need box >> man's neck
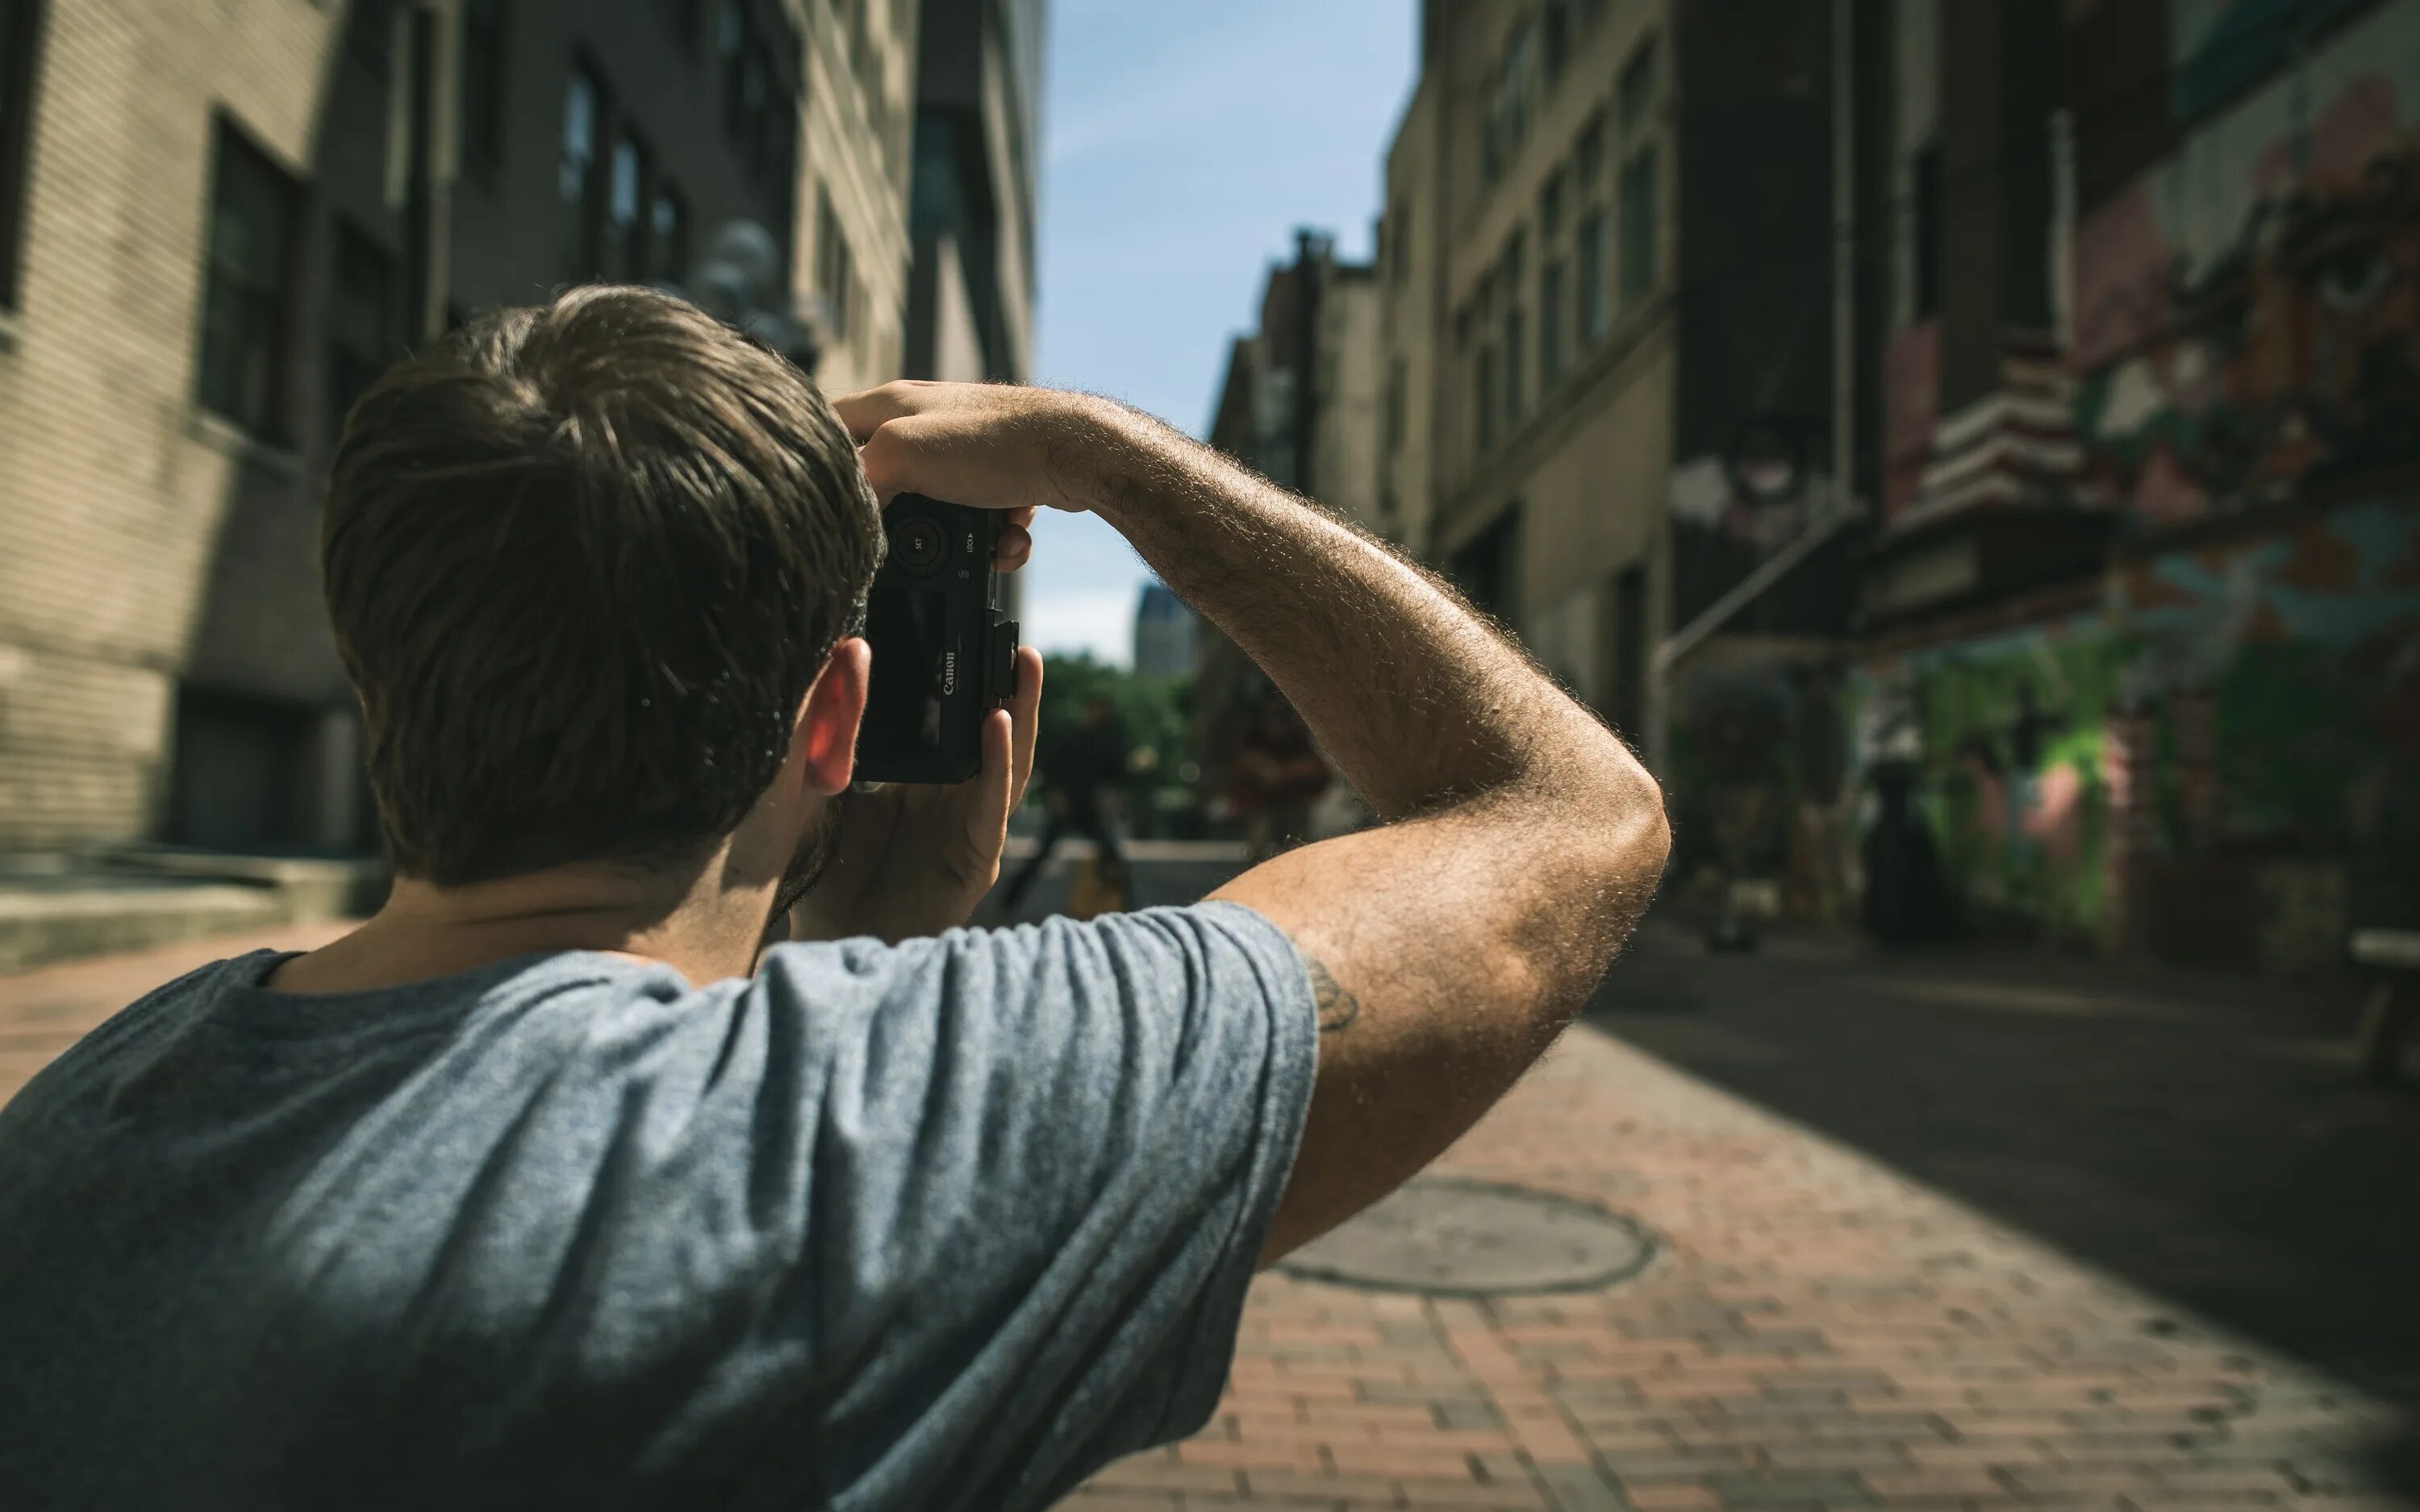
[265,859,778,995]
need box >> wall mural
[2070,0,2420,521]
[1850,496,2420,948]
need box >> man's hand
[790,644,1045,944]
[833,381,1130,514]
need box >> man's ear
[795,637,870,797]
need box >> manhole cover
[1278,1179,1654,1296]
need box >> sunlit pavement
[6,879,2417,1510]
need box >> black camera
[855,494,1020,784]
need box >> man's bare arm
[836,382,1671,1262]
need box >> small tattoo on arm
[1307,957,1361,1034]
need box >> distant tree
[1033,654,1197,834]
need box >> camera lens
[891,515,947,575]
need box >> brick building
[1194,231,1380,818]
[1844,0,2420,966]
[0,0,914,856]
[1374,0,1867,912]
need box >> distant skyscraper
[1133,583,1199,680]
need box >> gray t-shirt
[0,902,1316,1512]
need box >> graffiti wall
[1852,494,2420,958]
[1667,644,1854,926]
[1857,616,2125,941]
[2071,0,2420,520]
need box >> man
[1229,683,1331,863]
[998,693,1130,914]
[0,288,1669,1510]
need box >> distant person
[999,692,1131,914]
[1230,686,1330,862]
[0,288,1669,1511]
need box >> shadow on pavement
[1591,914,2420,1497]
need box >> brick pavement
[1061,1019,2420,1512]
[0,920,356,1107]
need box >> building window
[196,116,302,439]
[1576,208,1606,345]
[649,183,688,281]
[1619,148,1657,304]
[1540,258,1565,386]
[558,60,604,282]
[329,221,396,439]
[348,0,394,77]
[1538,169,1564,242]
[0,0,47,310]
[460,0,507,174]
[1481,17,1539,186]
[1574,110,1604,194]
[1475,342,1497,453]
[1542,0,1572,83]
[1912,140,1942,319]
[816,185,853,340]
[720,0,799,196]
[720,0,763,142]
[1503,305,1525,423]
[1385,356,1406,452]
[661,0,702,52]
[609,130,648,281]
[1390,199,1412,288]
[1620,37,1657,132]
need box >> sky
[1016,0,1417,665]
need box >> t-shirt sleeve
[753,900,1318,1510]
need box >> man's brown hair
[323,285,882,885]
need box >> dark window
[721,0,799,194]
[348,0,394,77]
[1575,209,1606,344]
[649,182,688,281]
[328,221,396,439]
[196,116,301,439]
[0,0,46,310]
[1390,199,1411,287]
[558,61,604,282]
[1503,305,1524,423]
[609,130,648,281]
[1912,140,1942,319]
[816,185,852,339]
[1475,342,1496,453]
[1538,169,1564,240]
[1619,37,1656,132]
[1450,506,1522,627]
[1542,0,1571,82]
[168,688,315,850]
[662,0,702,52]
[720,0,753,137]
[1611,563,1645,738]
[1540,258,1565,386]
[460,0,507,173]
[1619,148,1657,303]
[1385,356,1405,452]
[1574,110,1604,191]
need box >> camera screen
[863,585,949,753]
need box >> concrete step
[0,851,386,974]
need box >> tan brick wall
[0,0,345,849]
[1391,0,1678,713]
[796,0,915,396]
[0,1,922,853]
